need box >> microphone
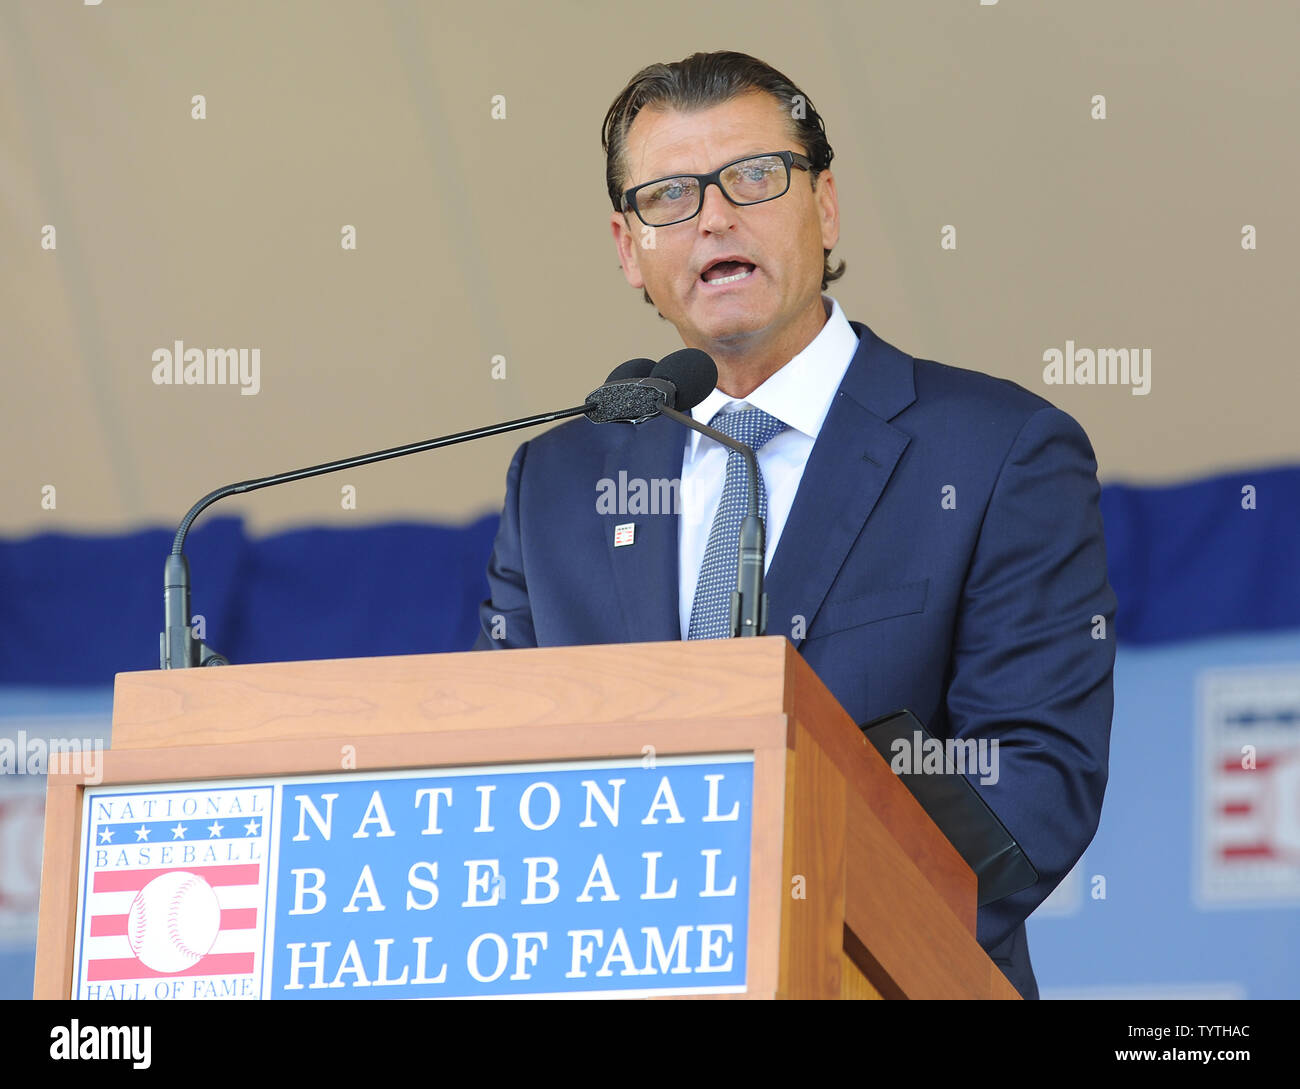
[584,347,772,639]
[159,365,667,668]
[643,349,720,419]
[581,350,720,424]
[603,358,657,383]
[582,358,662,423]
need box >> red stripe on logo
[90,915,128,937]
[90,907,257,937]
[1220,843,1275,859]
[219,907,258,930]
[92,864,259,893]
[1220,757,1274,773]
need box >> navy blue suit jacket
[474,320,1116,999]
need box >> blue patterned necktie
[687,406,789,640]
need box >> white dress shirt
[678,294,860,638]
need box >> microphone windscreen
[605,357,657,383]
[585,382,665,424]
[652,349,718,410]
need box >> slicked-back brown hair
[602,50,846,310]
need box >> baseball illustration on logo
[127,871,221,973]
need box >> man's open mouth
[700,259,757,285]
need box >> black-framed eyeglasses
[621,150,813,228]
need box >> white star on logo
[98,828,114,844]
[244,819,260,836]
[171,823,187,840]
[134,825,150,842]
[207,821,224,838]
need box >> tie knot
[707,405,788,451]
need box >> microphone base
[199,643,230,666]
[729,589,769,638]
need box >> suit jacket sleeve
[473,441,538,650]
[948,405,1117,952]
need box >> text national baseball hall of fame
[71,755,754,999]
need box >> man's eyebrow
[636,147,773,183]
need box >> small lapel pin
[614,522,635,547]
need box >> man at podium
[474,51,1116,1001]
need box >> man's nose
[697,180,738,231]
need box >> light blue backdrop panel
[0,687,113,999]
[1029,630,1300,999]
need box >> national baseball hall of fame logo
[1198,665,1300,907]
[71,756,754,999]
[73,785,273,999]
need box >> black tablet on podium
[860,709,1039,906]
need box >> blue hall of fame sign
[71,754,754,999]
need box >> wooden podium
[35,636,1019,1000]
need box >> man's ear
[610,211,646,289]
[813,169,840,252]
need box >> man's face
[610,90,839,355]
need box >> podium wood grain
[36,637,1020,1000]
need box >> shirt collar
[685,294,860,459]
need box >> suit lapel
[765,322,917,647]
[602,414,684,643]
